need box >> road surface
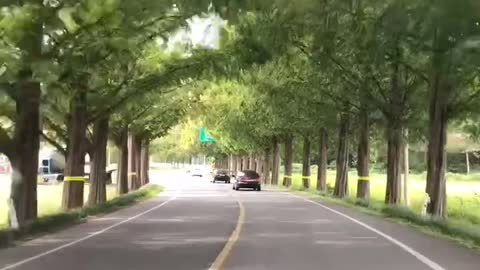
[0,171,479,270]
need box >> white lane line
[0,195,178,270]
[288,193,447,270]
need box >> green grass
[0,181,119,228]
[282,170,480,225]
[0,184,163,247]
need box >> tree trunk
[146,149,150,182]
[7,8,43,229]
[283,134,293,187]
[425,68,450,217]
[117,128,129,195]
[248,154,254,170]
[385,44,403,205]
[356,109,370,200]
[334,113,350,198]
[228,155,233,172]
[62,91,87,210]
[232,156,238,175]
[128,133,138,190]
[236,156,241,175]
[271,137,280,185]
[385,122,402,204]
[302,136,311,189]
[317,128,328,192]
[403,129,410,206]
[263,148,271,184]
[256,154,263,175]
[140,140,150,185]
[242,156,248,171]
[9,72,41,228]
[134,136,142,188]
[87,117,109,206]
[465,151,470,175]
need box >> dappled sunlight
[313,240,389,247]
[22,237,72,247]
[133,236,227,247]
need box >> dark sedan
[213,169,231,183]
[233,170,261,191]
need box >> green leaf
[58,7,79,33]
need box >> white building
[0,154,11,174]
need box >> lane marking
[288,193,446,270]
[208,197,245,270]
[1,195,178,270]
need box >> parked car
[38,150,65,182]
[213,169,230,183]
[191,167,205,177]
[233,170,261,191]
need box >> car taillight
[240,177,248,182]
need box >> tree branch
[0,82,16,102]
[450,88,480,118]
[398,59,429,84]
[39,131,66,155]
[319,87,360,111]
[89,59,203,122]
[43,117,68,143]
[365,65,389,103]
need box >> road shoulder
[0,195,173,270]
[289,192,480,270]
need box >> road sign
[199,128,216,143]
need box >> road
[0,171,479,270]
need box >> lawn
[283,170,480,225]
[0,176,117,228]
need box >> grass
[0,184,163,247]
[282,170,480,225]
[0,178,118,228]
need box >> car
[233,170,261,191]
[213,169,231,183]
[191,167,204,177]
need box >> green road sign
[199,128,216,143]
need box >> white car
[191,168,204,177]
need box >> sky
[165,13,226,52]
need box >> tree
[0,0,46,228]
[420,0,480,217]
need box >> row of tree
[1,0,298,229]
[0,0,253,229]
[2,0,480,228]
[187,0,480,219]
[0,0,188,228]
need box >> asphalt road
[0,171,479,270]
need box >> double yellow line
[209,198,245,270]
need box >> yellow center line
[209,197,245,270]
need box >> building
[0,154,11,174]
